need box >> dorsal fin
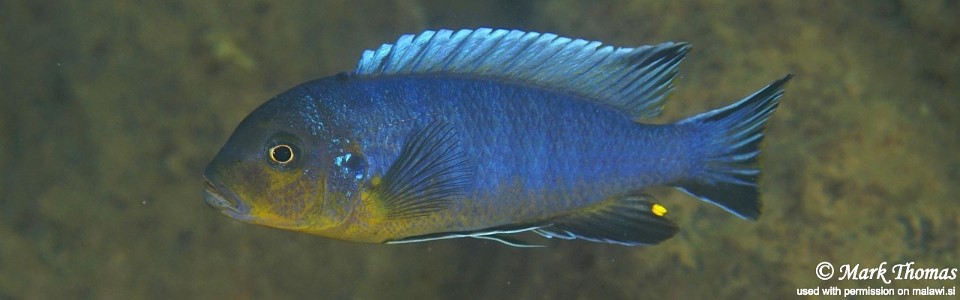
[354,28,690,119]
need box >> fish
[203,28,791,247]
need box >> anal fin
[534,194,678,246]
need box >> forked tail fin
[675,75,792,220]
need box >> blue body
[286,75,706,229]
[204,29,789,246]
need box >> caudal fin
[675,75,792,220]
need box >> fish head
[203,89,365,234]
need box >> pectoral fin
[534,193,678,246]
[370,120,472,219]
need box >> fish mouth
[202,175,253,222]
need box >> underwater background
[1,1,957,299]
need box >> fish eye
[268,144,295,165]
[263,133,302,170]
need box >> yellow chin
[246,209,312,230]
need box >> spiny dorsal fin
[534,193,678,246]
[370,120,472,219]
[354,28,690,119]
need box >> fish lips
[202,175,253,222]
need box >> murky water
[2,1,957,299]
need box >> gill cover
[204,91,362,232]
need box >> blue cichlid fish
[203,28,791,247]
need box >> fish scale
[203,28,790,246]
